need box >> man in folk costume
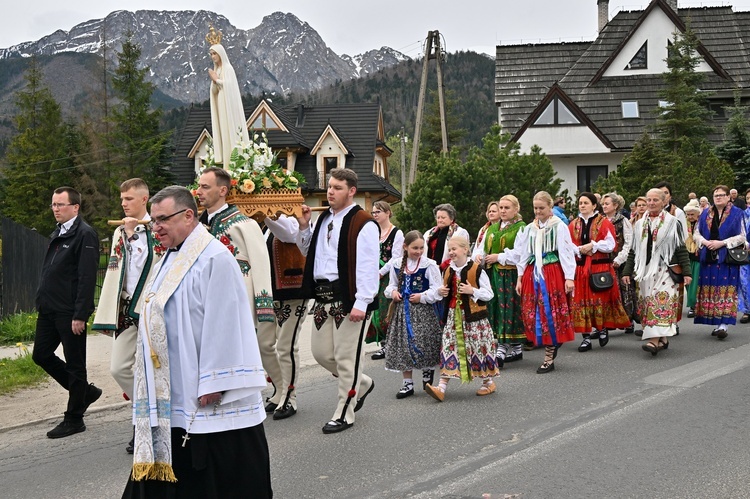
[257,214,308,420]
[297,168,379,434]
[196,165,276,343]
[123,186,271,498]
[92,178,166,453]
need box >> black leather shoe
[371,348,385,360]
[273,404,297,420]
[598,329,609,347]
[536,362,555,374]
[47,420,86,439]
[717,328,728,340]
[396,385,414,399]
[496,356,505,370]
[421,369,434,389]
[354,380,375,412]
[126,437,134,454]
[687,309,696,318]
[578,340,592,352]
[624,325,635,334]
[84,384,102,412]
[264,402,278,414]
[322,419,352,434]
[635,330,643,337]
[741,314,750,324]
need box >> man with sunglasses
[34,186,100,439]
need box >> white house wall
[550,152,626,196]
[518,126,611,156]
[602,7,712,77]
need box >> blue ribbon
[402,274,424,364]
[533,256,557,345]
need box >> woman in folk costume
[569,192,630,352]
[736,189,750,324]
[384,231,443,399]
[601,192,637,334]
[424,203,471,272]
[471,201,500,262]
[366,201,404,359]
[622,188,691,356]
[207,27,250,166]
[513,191,576,374]
[683,199,703,318]
[693,185,747,339]
[630,196,648,224]
[424,235,499,401]
[475,195,526,368]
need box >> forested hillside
[302,51,496,147]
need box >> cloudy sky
[3,1,750,57]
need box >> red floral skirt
[520,262,575,346]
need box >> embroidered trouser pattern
[311,301,372,424]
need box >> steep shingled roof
[172,101,400,201]
[495,1,750,150]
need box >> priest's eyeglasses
[152,208,188,226]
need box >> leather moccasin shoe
[322,419,352,434]
[273,404,297,420]
[424,383,445,402]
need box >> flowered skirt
[365,274,390,344]
[571,262,630,333]
[636,266,681,339]
[487,266,525,343]
[695,262,740,326]
[385,301,442,372]
[439,313,499,381]
[520,262,575,346]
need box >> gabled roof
[172,101,398,199]
[310,123,351,156]
[495,1,750,151]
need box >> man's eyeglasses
[713,193,728,198]
[152,209,188,226]
[50,203,74,209]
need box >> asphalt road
[2,319,749,499]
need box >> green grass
[0,346,48,395]
[0,312,37,346]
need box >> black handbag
[667,264,684,284]
[725,246,749,265]
[589,271,614,292]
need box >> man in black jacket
[33,186,101,439]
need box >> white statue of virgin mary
[208,40,250,166]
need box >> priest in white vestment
[123,186,271,499]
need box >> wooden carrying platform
[227,188,305,221]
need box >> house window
[533,96,581,126]
[626,41,647,70]
[250,111,281,130]
[577,165,608,193]
[324,157,338,173]
[278,156,287,169]
[622,101,640,118]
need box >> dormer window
[622,101,640,118]
[626,41,647,70]
[533,96,581,126]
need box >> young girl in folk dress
[384,231,443,399]
[425,236,499,401]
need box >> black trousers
[32,311,88,421]
[123,424,273,499]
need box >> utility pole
[408,30,448,192]
[399,127,407,207]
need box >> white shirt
[514,219,577,280]
[447,260,493,303]
[57,216,77,236]
[264,215,299,243]
[207,203,229,224]
[384,256,442,304]
[124,214,151,298]
[297,204,380,312]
